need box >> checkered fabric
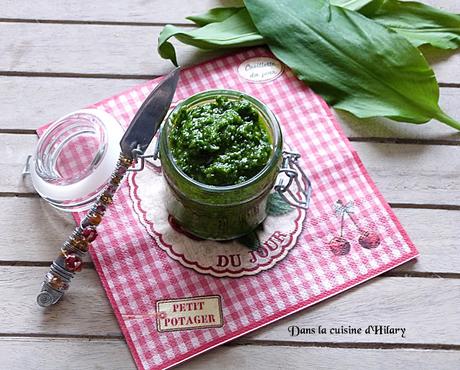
[37,47,418,370]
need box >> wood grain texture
[0,337,135,370]
[351,142,459,206]
[0,0,243,24]
[1,268,459,346]
[0,76,144,131]
[4,134,459,205]
[1,196,458,274]
[0,0,457,23]
[0,22,458,87]
[0,23,223,76]
[0,266,119,336]
[246,276,460,345]
[1,338,460,370]
[1,76,460,141]
[179,346,460,370]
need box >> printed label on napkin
[238,57,284,82]
[156,295,223,332]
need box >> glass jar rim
[161,89,283,193]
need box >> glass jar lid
[29,109,123,212]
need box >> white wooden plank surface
[0,22,458,86]
[2,267,459,346]
[1,76,460,141]
[3,134,458,205]
[1,196,458,274]
[0,267,119,336]
[178,345,460,370]
[0,338,136,370]
[246,276,460,345]
[0,0,243,24]
[1,338,460,370]
[0,0,457,23]
[0,76,144,131]
[0,23,222,76]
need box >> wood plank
[0,337,135,370]
[0,23,459,86]
[179,346,460,370]
[2,76,460,140]
[0,197,77,262]
[393,208,460,274]
[0,266,119,336]
[4,134,459,205]
[0,23,223,76]
[0,0,243,24]
[1,134,36,194]
[1,268,459,345]
[1,196,459,274]
[0,0,457,23]
[246,276,460,345]
[1,338,459,370]
[352,142,460,206]
[0,76,144,131]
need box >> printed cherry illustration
[336,200,381,249]
[328,206,351,256]
[328,236,351,256]
[358,230,381,249]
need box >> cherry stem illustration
[336,200,364,233]
[344,212,363,233]
[340,212,345,237]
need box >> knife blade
[121,67,180,157]
[37,67,180,307]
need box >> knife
[37,67,180,307]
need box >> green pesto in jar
[169,96,272,186]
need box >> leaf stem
[435,111,460,131]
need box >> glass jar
[159,90,283,240]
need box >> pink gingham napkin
[38,47,418,369]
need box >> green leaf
[187,7,243,26]
[331,0,374,11]
[244,0,460,129]
[185,2,460,51]
[360,0,460,49]
[158,8,264,66]
[266,192,294,216]
[237,230,261,250]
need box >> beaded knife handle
[37,68,180,307]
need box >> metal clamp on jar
[274,151,312,210]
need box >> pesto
[169,96,272,186]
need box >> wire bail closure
[127,140,160,172]
[274,151,312,211]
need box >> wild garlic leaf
[244,0,460,129]
[360,0,460,49]
[266,192,294,216]
[187,7,243,27]
[331,0,374,11]
[186,1,460,51]
[158,8,264,66]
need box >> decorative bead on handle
[36,153,134,307]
